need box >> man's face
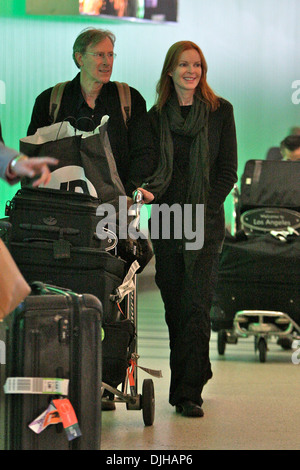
[76,37,115,85]
[282,147,300,161]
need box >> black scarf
[147,92,210,267]
[147,92,210,208]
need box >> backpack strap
[114,81,131,128]
[49,81,70,123]
[49,80,131,127]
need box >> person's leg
[154,248,185,351]
[154,248,218,411]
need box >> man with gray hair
[27,27,156,200]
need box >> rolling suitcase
[4,283,102,450]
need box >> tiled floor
[101,261,300,451]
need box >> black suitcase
[9,241,126,324]
[5,186,117,250]
[211,233,300,331]
[240,160,300,213]
[4,284,102,450]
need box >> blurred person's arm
[1,143,58,186]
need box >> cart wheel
[142,379,155,426]
[258,338,267,363]
[217,330,227,355]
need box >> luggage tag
[29,398,82,441]
[128,356,163,380]
[28,402,61,435]
[52,398,82,441]
[4,377,69,395]
[110,260,140,303]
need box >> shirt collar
[74,72,109,110]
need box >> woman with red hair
[147,41,238,417]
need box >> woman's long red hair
[155,41,219,112]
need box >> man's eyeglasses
[85,52,116,60]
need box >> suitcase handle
[20,223,80,236]
[30,281,73,296]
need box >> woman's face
[169,48,202,95]
[76,37,115,85]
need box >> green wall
[1,0,299,223]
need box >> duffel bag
[9,240,126,323]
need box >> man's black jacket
[27,74,157,195]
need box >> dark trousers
[153,245,219,407]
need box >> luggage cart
[217,310,300,363]
[101,190,162,426]
[101,277,161,426]
[211,160,300,362]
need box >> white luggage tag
[4,377,69,395]
[110,260,140,303]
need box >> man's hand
[12,156,58,187]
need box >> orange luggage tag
[29,398,82,441]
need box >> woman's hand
[136,187,155,204]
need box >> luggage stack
[211,160,300,361]
[2,187,129,449]
[6,187,127,324]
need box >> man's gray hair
[72,27,116,68]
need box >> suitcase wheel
[141,379,155,426]
[217,330,227,355]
